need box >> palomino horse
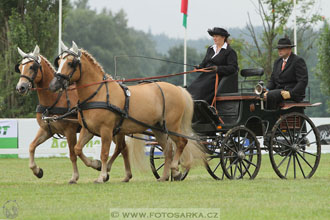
[15,45,102,183]
[49,41,204,183]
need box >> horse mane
[40,55,56,73]
[81,49,112,79]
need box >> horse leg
[73,127,97,170]
[94,129,112,183]
[153,130,172,182]
[65,130,79,184]
[170,135,188,181]
[107,135,132,182]
[29,128,52,178]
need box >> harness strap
[211,73,224,124]
[152,82,168,135]
[77,74,131,137]
[36,105,71,115]
[112,83,130,136]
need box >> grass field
[0,154,329,220]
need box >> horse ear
[17,47,27,58]
[61,41,68,51]
[33,45,40,57]
[72,41,79,54]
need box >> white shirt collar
[211,42,227,58]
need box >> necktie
[281,60,287,71]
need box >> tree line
[0,0,329,118]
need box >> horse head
[15,45,43,94]
[49,41,82,92]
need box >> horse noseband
[16,58,42,88]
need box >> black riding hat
[276,37,296,49]
[207,27,230,37]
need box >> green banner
[0,137,18,149]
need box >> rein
[30,68,212,91]
[66,68,212,91]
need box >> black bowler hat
[207,27,230,37]
[276,37,296,49]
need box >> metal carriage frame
[149,68,322,180]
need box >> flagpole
[183,28,187,86]
[58,0,62,54]
[293,0,297,54]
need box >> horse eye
[68,62,73,67]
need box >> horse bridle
[54,50,82,88]
[15,55,43,88]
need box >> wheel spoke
[295,119,306,144]
[226,158,239,171]
[240,132,249,146]
[273,148,291,156]
[243,141,256,152]
[243,158,257,167]
[276,127,292,146]
[237,130,241,150]
[241,161,252,178]
[156,163,165,171]
[155,145,163,152]
[284,118,294,143]
[212,161,221,173]
[273,138,291,148]
[298,149,317,157]
[244,152,258,156]
[230,135,239,151]
[153,156,165,160]
[284,153,292,177]
[238,161,244,178]
[293,115,297,143]
[293,153,296,178]
[233,163,238,177]
[223,143,238,154]
[275,151,291,169]
[295,154,306,178]
[297,151,314,169]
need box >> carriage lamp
[254,81,265,95]
[255,81,265,110]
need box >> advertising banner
[0,120,18,149]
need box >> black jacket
[267,53,308,102]
[187,44,238,104]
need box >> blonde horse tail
[179,87,206,169]
[126,134,149,172]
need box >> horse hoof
[157,177,169,182]
[68,180,77,184]
[105,174,110,182]
[121,175,132,182]
[36,168,43,178]
[173,172,183,181]
[95,160,102,171]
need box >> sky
[87,0,330,40]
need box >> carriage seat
[240,68,264,93]
[216,72,238,95]
[241,68,264,77]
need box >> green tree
[244,0,322,76]
[0,0,70,117]
[62,3,160,80]
[315,21,330,114]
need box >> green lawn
[0,154,329,220]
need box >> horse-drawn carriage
[15,43,322,183]
[149,68,321,180]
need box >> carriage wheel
[149,144,189,181]
[204,137,225,180]
[269,112,321,179]
[220,126,262,179]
